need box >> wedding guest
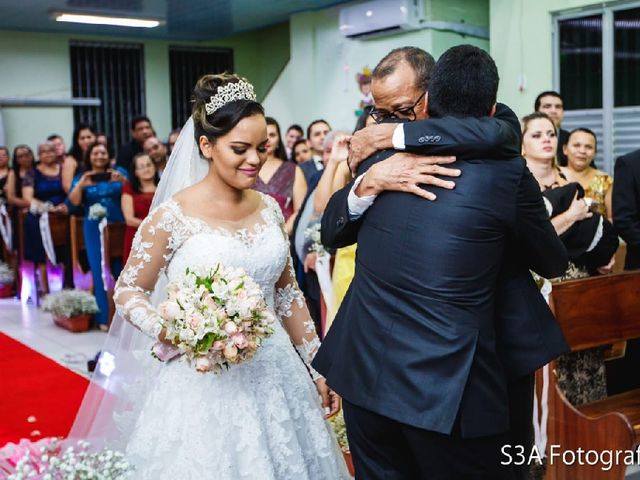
[522,112,618,407]
[116,116,154,171]
[560,128,613,221]
[535,90,569,166]
[300,120,331,184]
[167,127,181,155]
[62,124,96,193]
[122,153,158,262]
[68,142,127,329]
[253,117,307,234]
[22,142,68,294]
[614,148,640,270]
[46,134,67,164]
[284,124,303,161]
[292,139,312,165]
[0,147,9,202]
[6,145,35,210]
[142,136,168,176]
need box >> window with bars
[169,46,234,129]
[70,40,145,154]
[554,5,640,173]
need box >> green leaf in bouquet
[197,332,215,353]
[235,280,245,291]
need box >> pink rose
[232,332,248,349]
[212,340,225,351]
[158,300,181,321]
[189,313,204,329]
[195,356,212,372]
[202,295,217,310]
[223,344,238,360]
[224,322,238,335]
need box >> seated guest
[299,120,331,184]
[46,134,67,164]
[121,153,158,262]
[96,132,116,165]
[535,90,569,166]
[116,116,154,171]
[284,124,303,161]
[253,117,307,234]
[68,142,127,329]
[522,111,618,407]
[292,139,312,165]
[560,128,613,221]
[22,142,68,294]
[142,136,168,176]
[62,124,96,193]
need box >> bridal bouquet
[153,264,275,373]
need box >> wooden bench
[542,271,640,480]
[17,211,70,304]
[101,222,125,326]
[70,216,93,290]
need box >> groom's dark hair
[427,45,498,118]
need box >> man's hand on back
[348,124,397,172]
[355,153,460,201]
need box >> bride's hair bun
[192,73,264,152]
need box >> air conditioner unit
[339,0,423,39]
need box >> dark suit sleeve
[320,181,363,249]
[402,103,521,160]
[514,164,569,278]
[613,154,640,246]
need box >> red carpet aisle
[0,332,88,446]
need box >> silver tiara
[204,80,257,115]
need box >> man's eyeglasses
[369,92,426,124]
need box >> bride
[69,73,350,479]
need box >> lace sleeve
[269,198,323,381]
[113,203,177,338]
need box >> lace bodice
[113,192,320,376]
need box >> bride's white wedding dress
[111,192,350,479]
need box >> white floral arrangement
[41,289,99,318]
[1,438,133,479]
[328,410,349,453]
[153,264,276,373]
[0,261,15,285]
[304,222,329,257]
[87,203,107,221]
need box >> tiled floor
[0,298,106,378]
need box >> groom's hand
[355,153,460,201]
[315,377,341,418]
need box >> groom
[313,46,567,479]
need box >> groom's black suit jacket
[313,107,568,438]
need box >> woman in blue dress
[68,142,127,329]
[22,142,68,294]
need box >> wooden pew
[17,211,70,304]
[101,222,126,326]
[542,271,640,480]
[69,216,92,290]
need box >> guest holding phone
[68,142,127,329]
[121,153,158,262]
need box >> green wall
[0,23,289,151]
[490,0,603,118]
[263,0,489,131]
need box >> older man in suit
[314,46,568,479]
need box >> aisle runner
[0,333,88,446]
